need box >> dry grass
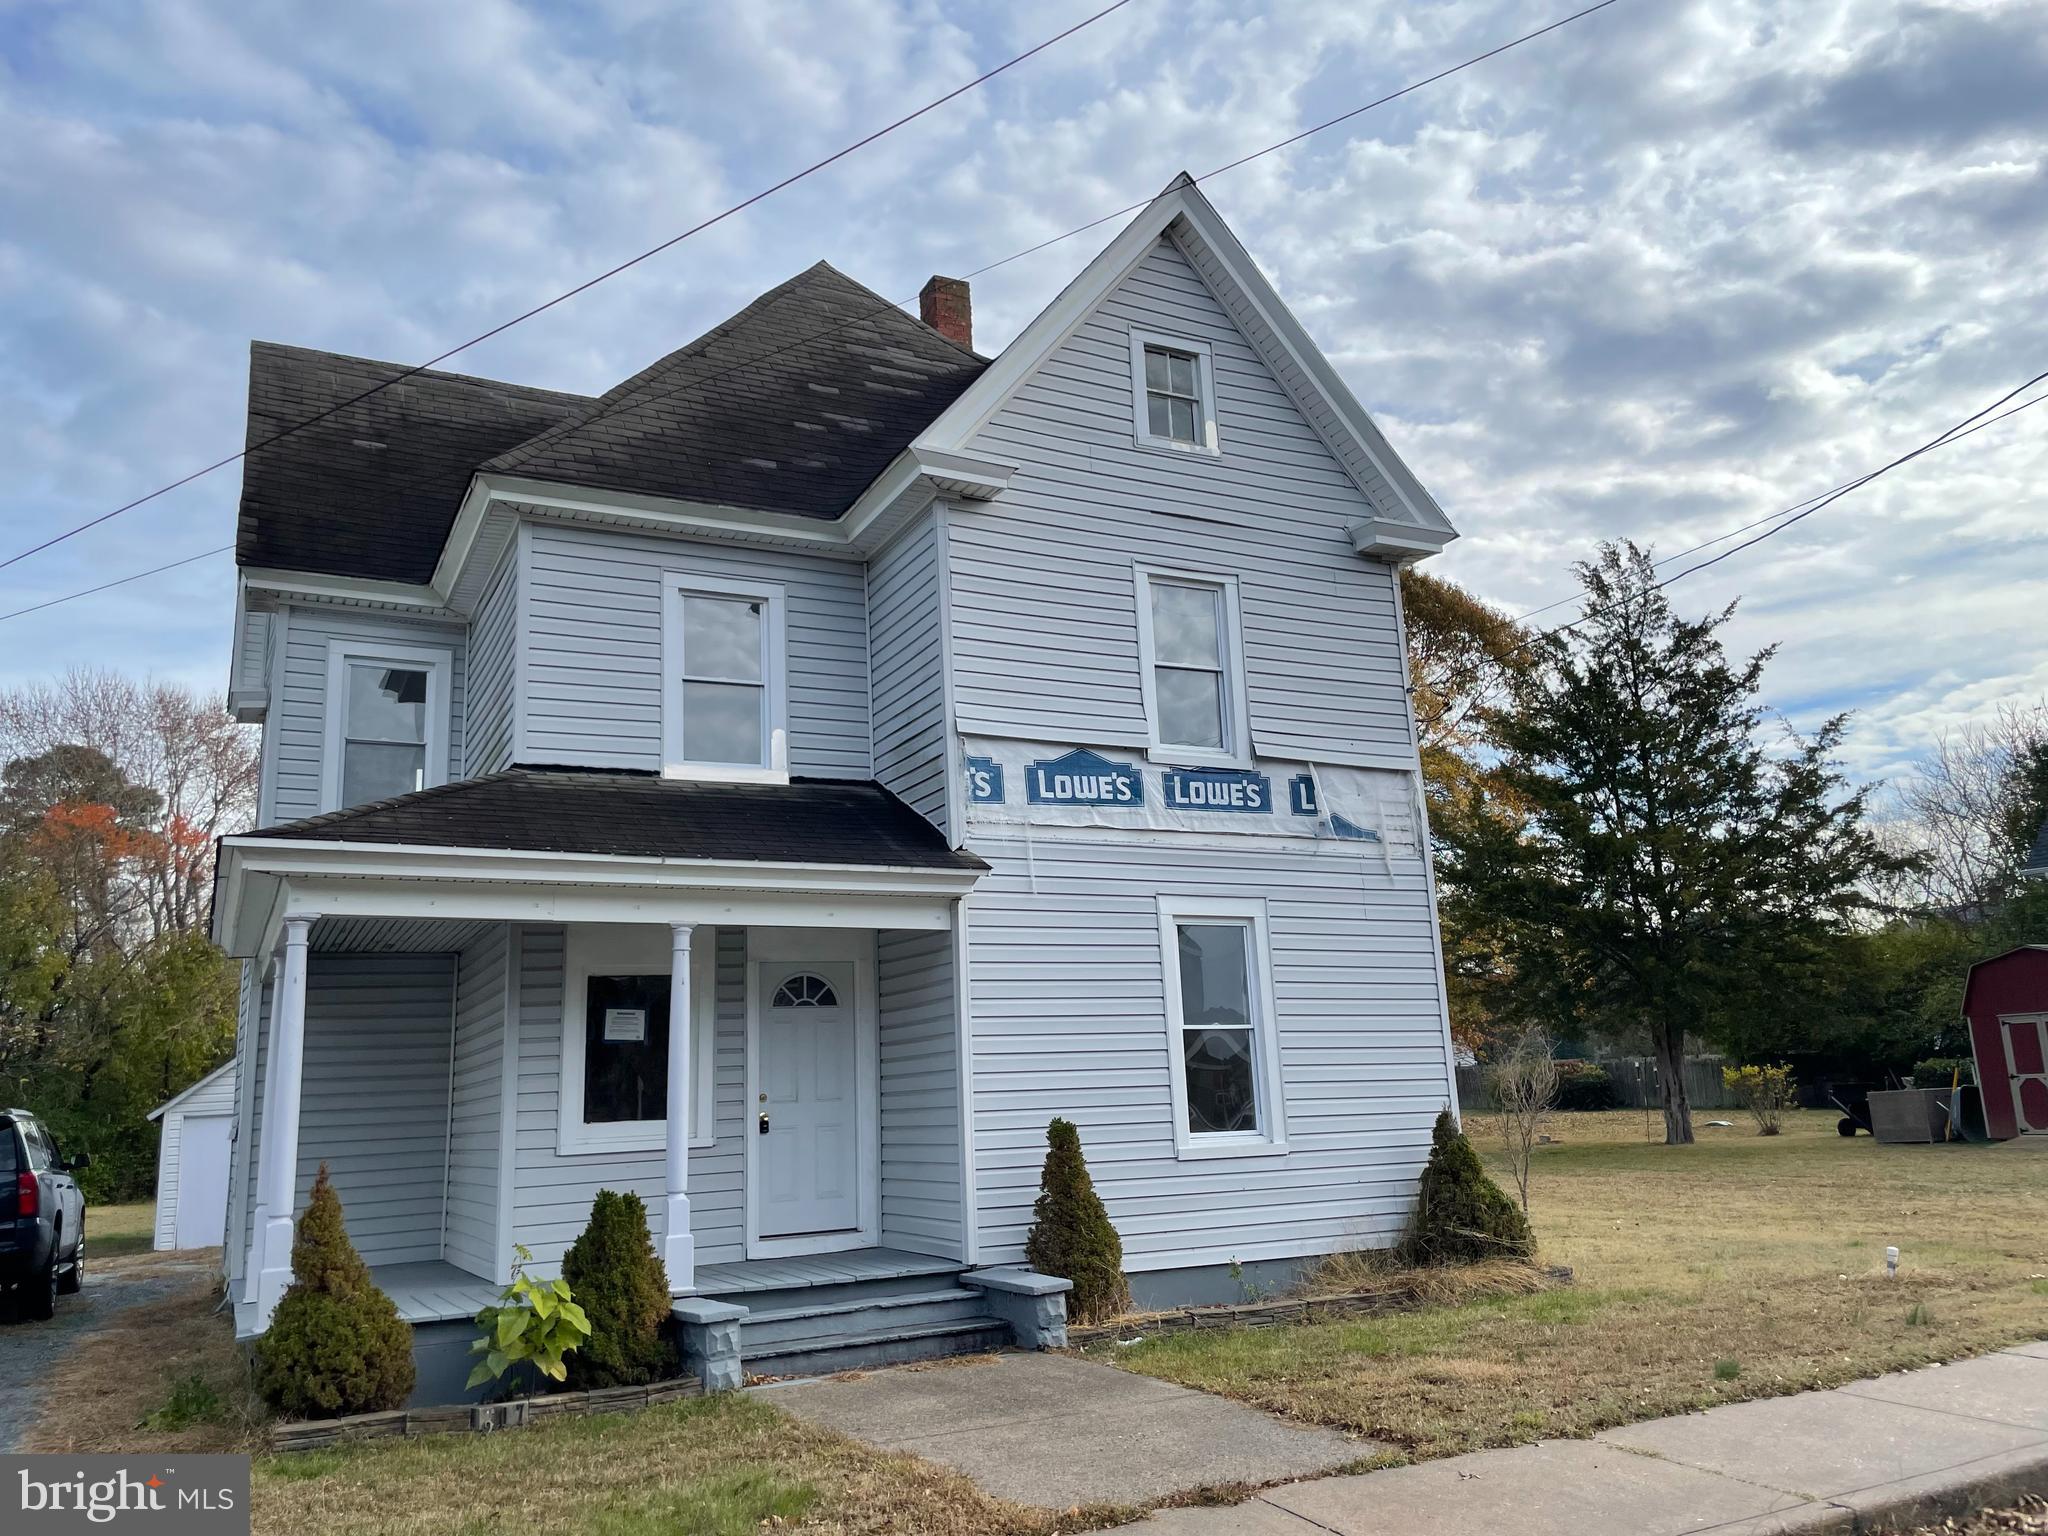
[86,1200,160,1260]
[26,1275,265,1454]
[31,1277,1132,1535]
[1896,1496,2048,1534]
[1098,1111,2048,1460]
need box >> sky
[0,0,2042,787]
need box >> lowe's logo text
[1162,768,1271,813]
[1025,749,1143,806]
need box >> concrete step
[742,1286,992,1348]
[743,1317,1013,1380]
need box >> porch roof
[247,768,985,872]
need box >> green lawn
[87,1200,158,1260]
[1096,1110,2048,1459]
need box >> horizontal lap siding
[465,548,518,776]
[445,929,508,1280]
[868,512,949,836]
[160,1063,238,1251]
[877,929,962,1258]
[511,925,747,1272]
[242,955,457,1268]
[952,235,1412,766]
[968,837,1452,1272]
[520,523,871,777]
[269,609,469,823]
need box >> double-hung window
[1135,567,1250,765]
[1158,896,1285,1158]
[320,641,451,812]
[661,576,788,782]
[1129,330,1219,455]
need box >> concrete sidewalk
[1112,1343,2048,1535]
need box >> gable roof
[243,766,987,873]
[909,174,1456,545]
[484,262,986,516]
[148,1059,236,1122]
[236,344,592,582]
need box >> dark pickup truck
[0,1110,88,1320]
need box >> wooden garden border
[270,1377,702,1451]
[1066,1264,1573,1347]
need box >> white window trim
[1134,564,1253,769]
[318,639,452,815]
[1128,328,1222,457]
[661,573,790,784]
[1158,895,1287,1161]
[557,924,716,1156]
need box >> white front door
[175,1115,232,1249]
[756,962,861,1239]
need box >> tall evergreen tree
[1440,543,1907,1144]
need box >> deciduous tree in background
[1439,543,1908,1145]
[1487,1028,1558,1213]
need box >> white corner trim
[1127,327,1222,458]
[556,924,716,1158]
[660,572,790,783]
[317,638,453,815]
[1156,893,1289,1161]
[1132,563,1253,769]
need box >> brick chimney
[919,275,972,352]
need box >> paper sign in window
[603,1008,648,1043]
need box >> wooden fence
[1457,1054,1730,1112]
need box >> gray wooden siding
[240,954,458,1267]
[267,607,469,823]
[953,234,1415,768]
[510,925,748,1272]
[518,522,871,777]
[876,928,963,1258]
[465,545,519,777]
[966,836,1454,1272]
[867,512,950,836]
[444,928,508,1279]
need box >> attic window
[1129,331,1220,456]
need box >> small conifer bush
[1023,1117,1130,1324]
[1402,1109,1535,1266]
[561,1190,676,1388]
[256,1165,416,1417]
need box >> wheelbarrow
[1829,1084,1876,1137]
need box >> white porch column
[662,921,696,1290]
[253,917,313,1325]
[242,951,280,1302]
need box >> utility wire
[0,0,1135,575]
[0,0,1630,581]
[0,544,234,624]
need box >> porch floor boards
[692,1247,962,1297]
[373,1260,505,1324]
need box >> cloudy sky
[1,0,2042,784]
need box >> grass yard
[86,1200,159,1260]
[1096,1110,2048,1459]
[28,1277,1131,1536]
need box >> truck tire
[23,1260,57,1320]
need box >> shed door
[2002,1016,2048,1134]
[174,1114,232,1248]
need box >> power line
[0,544,233,624]
[2,0,1635,626]
[0,0,1136,576]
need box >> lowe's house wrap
[963,739,1420,850]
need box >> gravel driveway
[0,1254,216,1451]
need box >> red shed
[1964,945,2048,1139]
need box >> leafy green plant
[1024,1118,1130,1324]
[1911,1057,1976,1089]
[143,1374,223,1430]
[1553,1060,1619,1112]
[1401,1110,1534,1266]
[468,1245,592,1392]
[1722,1064,1797,1135]
[562,1190,676,1388]
[255,1165,416,1418]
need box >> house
[210,175,1461,1399]
[148,1061,237,1251]
[2026,818,2048,879]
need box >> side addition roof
[235,344,593,583]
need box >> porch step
[742,1317,1013,1380]
[706,1268,969,1317]
[741,1286,991,1348]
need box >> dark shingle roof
[236,344,593,582]
[245,767,986,873]
[482,262,985,516]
